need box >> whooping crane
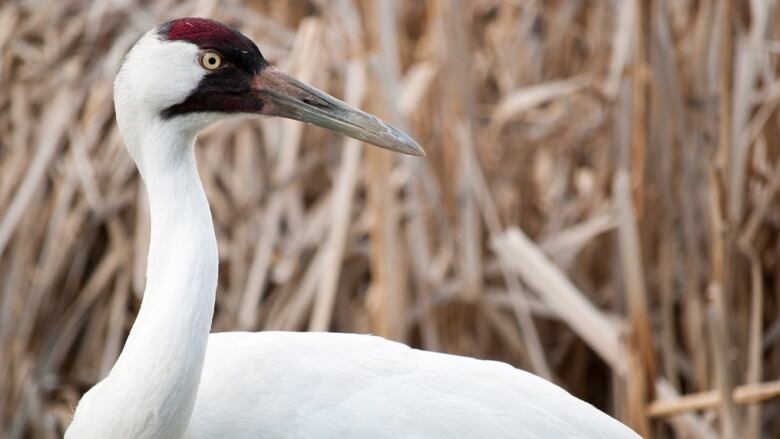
[65,18,641,439]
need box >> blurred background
[1,0,779,438]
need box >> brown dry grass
[1,1,780,438]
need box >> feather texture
[189,332,640,438]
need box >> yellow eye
[199,50,223,70]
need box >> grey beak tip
[409,143,426,157]
[396,133,426,157]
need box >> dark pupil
[207,57,216,65]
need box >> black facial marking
[157,18,271,119]
[161,66,265,119]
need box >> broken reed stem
[706,285,741,439]
[648,380,780,418]
[614,170,653,437]
[742,247,764,439]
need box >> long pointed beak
[252,67,425,156]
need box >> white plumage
[65,18,641,439]
[190,332,637,438]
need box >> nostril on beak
[302,97,330,110]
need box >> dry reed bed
[1,1,779,438]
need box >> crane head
[114,17,424,157]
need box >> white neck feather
[100,121,218,438]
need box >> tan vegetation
[1,1,779,438]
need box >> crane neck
[108,122,218,438]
